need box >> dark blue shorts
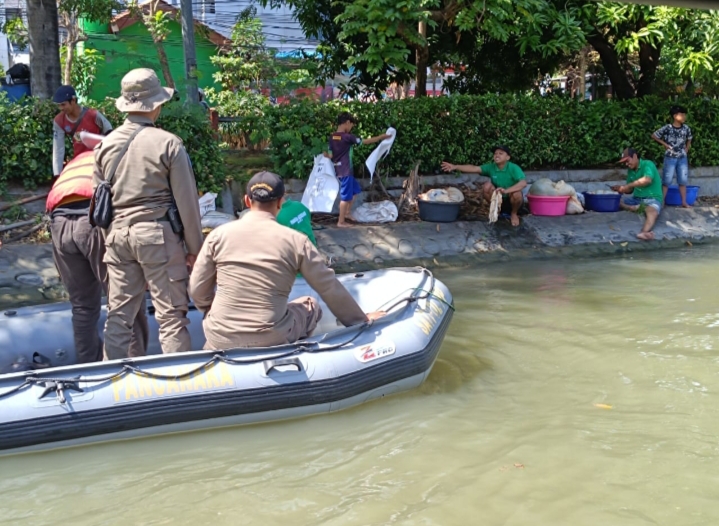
[339,175,362,202]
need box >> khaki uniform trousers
[50,214,148,363]
[103,221,191,359]
[203,296,323,350]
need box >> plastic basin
[527,195,569,216]
[665,185,699,206]
[583,192,621,213]
[417,199,460,222]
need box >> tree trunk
[26,0,61,99]
[577,46,589,100]
[154,40,175,89]
[637,40,661,98]
[414,21,428,97]
[586,32,635,101]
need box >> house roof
[111,0,229,48]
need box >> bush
[0,95,224,194]
[230,94,719,179]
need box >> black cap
[493,145,511,157]
[247,171,285,202]
[670,105,687,117]
[52,85,77,103]
[618,147,640,163]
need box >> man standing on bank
[47,150,149,363]
[611,148,664,241]
[651,105,693,208]
[189,171,385,350]
[93,69,204,359]
[328,112,391,228]
[441,146,527,227]
[52,85,113,178]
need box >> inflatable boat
[0,267,453,455]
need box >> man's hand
[186,254,197,273]
[610,185,622,193]
[441,162,455,173]
[380,133,392,141]
[497,188,507,195]
[366,311,386,322]
[322,151,332,159]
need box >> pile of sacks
[528,178,584,215]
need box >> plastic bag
[201,211,235,229]
[566,196,584,215]
[198,192,217,217]
[352,201,398,223]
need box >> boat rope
[0,267,448,401]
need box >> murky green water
[2,247,719,525]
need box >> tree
[544,2,719,100]
[128,0,175,88]
[263,0,584,97]
[58,0,119,85]
[26,0,62,99]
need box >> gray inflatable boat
[0,267,453,455]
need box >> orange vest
[46,151,95,212]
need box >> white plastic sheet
[201,210,235,229]
[352,200,398,223]
[365,127,397,182]
[302,154,340,213]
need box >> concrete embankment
[1,206,719,306]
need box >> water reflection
[2,247,719,525]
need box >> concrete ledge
[2,206,719,307]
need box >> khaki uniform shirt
[92,115,204,255]
[189,210,367,347]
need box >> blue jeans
[662,156,689,186]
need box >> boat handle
[263,357,303,375]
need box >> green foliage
[236,94,719,179]
[1,17,28,49]
[205,88,271,150]
[0,96,224,194]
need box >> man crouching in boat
[46,147,148,363]
[189,171,385,350]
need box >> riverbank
[1,205,718,306]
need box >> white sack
[302,154,340,213]
[201,211,235,229]
[198,192,218,217]
[352,200,398,223]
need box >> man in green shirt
[611,148,663,241]
[441,145,527,226]
[277,199,317,246]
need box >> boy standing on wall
[327,113,391,227]
[652,105,693,208]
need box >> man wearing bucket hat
[611,148,663,241]
[189,171,385,350]
[93,68,204,358]
[441,145,527,227]
[52,84,113,177]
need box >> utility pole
[179,0,199,104]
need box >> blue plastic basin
[665,185,699,206]
[583,192,621,213]
[0,83,31,103]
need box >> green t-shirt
[277,200,317,246]
[627,159,663,201]
[480,161,526,190]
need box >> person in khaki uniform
[47,150,148,363]
[93,69,204,358]
[189,171,385,350]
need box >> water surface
[2,247,719,525]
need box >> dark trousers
[50,214,148,363]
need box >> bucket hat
[115,69,174,112]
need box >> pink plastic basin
[527,195,570,216]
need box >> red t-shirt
[54,108,102,159]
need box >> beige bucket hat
[115,68,174,112]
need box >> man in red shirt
[52,85,113,177]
